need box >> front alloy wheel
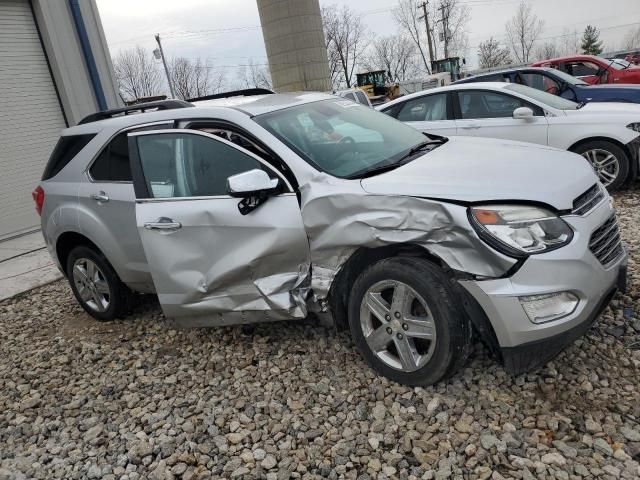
[360,280,437,372]
[581,148,620,187]
[572,140,630,192]
[348,257,472,386]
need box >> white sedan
[378,82,640,190]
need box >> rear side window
[42,134,96,180]
[90,132,132,182]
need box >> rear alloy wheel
[72,258,111,313]
[348,257,472,386]
[66,246,133,321]
[573,141,629,191]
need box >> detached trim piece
[78,100,193,125]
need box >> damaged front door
[128,129,310,326]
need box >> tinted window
[458,90,531,119]
[520,73,561,93]
[42,134,96,180]
[355,91,370,105]
[137,133,267,198]
[567,61,599,77]
[397,93,448,122]
[90,133,132,182]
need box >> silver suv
[35,92,627,386]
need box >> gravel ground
[1,189,640,480]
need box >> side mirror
[513,106,534,120]
[227,169,279,198]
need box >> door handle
[144,217,182,230]
[90,191,109,202]
[461,124,481,130]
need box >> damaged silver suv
[36,92,627,386]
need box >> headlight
[469,205,573,257]
[627,122,640,133]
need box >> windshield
[545,68,588,86]
[505,83,579,110]
[254,99,431,178]
[608,59,629,69]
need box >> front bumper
[459,195,627,374]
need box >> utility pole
[154,34,176,98]
[437,1,450,58]
[417,1,435,72]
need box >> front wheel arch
[568,137,634,189]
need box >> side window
[90,132,132,182]
[397,93,448,122]
[42,134,96,180]
[136,133,270,198]
[458,91,533,119]
[521,73,560,94]
[569,61,599,77]
[355,91,370,106]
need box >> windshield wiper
[576,101,587,109]
[346,140,444,179]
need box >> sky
[96,0,640,84]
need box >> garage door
[0,0,66,239]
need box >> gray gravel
[1,187,640,480]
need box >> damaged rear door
[128,129,310,326]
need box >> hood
[360,136,597,210]
[570,102,640,115]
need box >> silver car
[35,93,627,386]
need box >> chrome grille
[573,184,604,216]
[589,215,623,266]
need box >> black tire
[571,140,630,192]
[66,245,133,321]
[348,257,472,386]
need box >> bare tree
[363,34,420,82]
[393,0,432,73]
[169,57,225,100]
[236,60,272,90]
[321,5,368,88]
[622,26,640,50]
[505,1,544,63]
[437,0,471,59]
[477,37,512,69]
[558,28,581,56]
[321,6,344,88]
[535,41,560,61]
[113,46,164,101]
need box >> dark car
[455,67,640,104]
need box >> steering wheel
[339,136,355,145]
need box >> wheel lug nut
[386,327,393,334]
[394,312,401,319]
[385,315,390,321]
[402,323,408,331]
[396,333,403,339]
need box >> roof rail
[78,99,194,125]
[187,88,274,103]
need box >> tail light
[32,186,45,215]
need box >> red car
[531,55,640,85]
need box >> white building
[0,0,120,239]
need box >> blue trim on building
[68,0,107,111]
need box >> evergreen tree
[581,25,603,55]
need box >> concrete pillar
[257,0,331,92]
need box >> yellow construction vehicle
[355,70,400,104]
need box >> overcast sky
[96,0,640,82]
